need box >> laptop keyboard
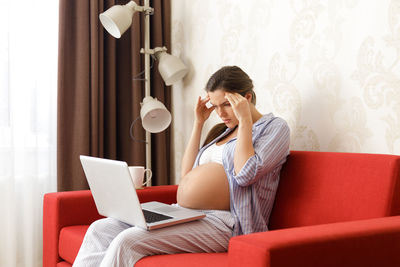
[142,209,173,224]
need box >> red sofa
[43,151,400,266]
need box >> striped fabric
[73,210,234,267]
[194,113,290,236]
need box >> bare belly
[177,163,230,210]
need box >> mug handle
[142,169,152,186]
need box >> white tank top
[198,142,226,165]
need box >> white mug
[128,166,152,189]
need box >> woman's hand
[225,93,252,123]
[194,96,215,124]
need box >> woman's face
[207,89,239,128]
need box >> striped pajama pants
[72,209,234,267]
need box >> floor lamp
[99,0,188,182]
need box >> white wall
[170,0,400,183]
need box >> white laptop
[80,155,205,230]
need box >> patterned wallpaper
[170,0,400,183]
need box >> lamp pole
[99,0,187,185]
[144,0,152,184]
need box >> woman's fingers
[196,96,209,107]
[195,95,214,123]
[201,95,210,105]
[225,92,251,122]
[225,92,243,105]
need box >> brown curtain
[57,0,171,191]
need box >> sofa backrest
[269,151,400,230]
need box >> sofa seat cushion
[56,261,72,267]
[59,225,89,264]
[136,252,228,267]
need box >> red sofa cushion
[56,262,72,267]
[59,225,89,264]
[136,253,228,267]
[269,151,400,230]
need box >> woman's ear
[245,93,252,103]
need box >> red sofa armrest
[228,216,400,267]
[43,185,178,267]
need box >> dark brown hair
[202,66,256,147]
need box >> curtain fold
[58,0,172,191]
[0,1,58,265]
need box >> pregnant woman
[73,66,290,267]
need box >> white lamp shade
[156,52,188,86]
[140,96,171,133]
[99,2,137,38]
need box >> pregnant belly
[177,163,230,210]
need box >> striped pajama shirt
[73,113,290,266]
